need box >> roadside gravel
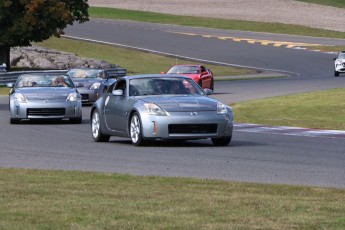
[88,0,345,32]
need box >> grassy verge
[37,37,254,76]
[296,0,345,8]
[0,86,9,95]
[232,88,345,130]
[89,7,345,39]
[1,168,344,229]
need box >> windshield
[67,69,102,78]
[338,53,345,59]
[16,74,73,88]
[166,66,200,74]
[128,77,204,96]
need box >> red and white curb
[234,123,345,139]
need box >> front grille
[169,124,218,134]
[27,108,65,116]
[81,94,89,100]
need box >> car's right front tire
[91,110,110,142]
[335,70,339,77]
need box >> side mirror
[203,88,213,95]
[160,71,166,74]
[112,89,123,96]
[6,83,14,88]
[75,82,84,88]
[333,57,337,60]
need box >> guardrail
[0,70,68,86]
[0,68,128,86]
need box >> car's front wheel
[335,70,339,77]
[10,118,20,124]
[91,110,110,142]
[130,112,148,146]
[211,136,232,146]
[70,117,82,124]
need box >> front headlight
[67,93,78,102]
[90,83,101,90]
[217,102,228,114]
[144,103,168,116]
[335,60,343,65]
[15,93,27,103]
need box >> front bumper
[78,88,99,104]
[10,100,82,120]
[140,111,233,140]
[335,63,345,73]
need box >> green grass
[37,37,253,76]
[0,86,9,95]
[1,168,345,229]
[296,0,345,8]
[232,88,345,130]
[89,7,345,39]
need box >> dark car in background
[66,67,126,104]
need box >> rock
[10,46,117,69]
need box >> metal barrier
[0,70,68,86]
[0,68,127,86]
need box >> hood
[170,73,200,82]
[140,95,218,112]
[72,78,102,87]
[18,87,75,100]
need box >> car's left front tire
[10,118,20,124]
[70,117,82,124]
[91,110,110,142]
[211,136,232,146]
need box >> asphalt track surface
[1,19,345,188]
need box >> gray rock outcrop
[10,46,117,69]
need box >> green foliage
[296,0,345,8]
[232,88,345,130]
[1,168,345,229]
[0,0,89,47]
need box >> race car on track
[66,67,126,104]
[90,74,233,146]
[7,73,83,124]
[161,64,214,91]
[334,51,345,77]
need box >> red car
[161,64,214,91]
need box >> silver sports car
[7,73,82,124]
[66,67,126,104]
[90,74,233,146]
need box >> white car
[334,51,345,77]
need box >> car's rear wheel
[91,110,110,142]
[130,112,148,146]
[211,136,232,146]
[335,71,339,77]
